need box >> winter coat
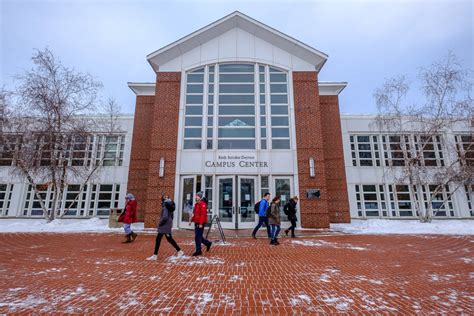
[123,199,138,224]
[286,199,298,221]
[268,202,281,226]
[157,199,174,234]
[192,201,208,225]
[258,199,269,217]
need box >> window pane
[272,139,290,149]
[185,117,202,126]
[218,139,255,149]
[272,128,289,138]
[187,74,204,83]
[185,106,203,115]
[271,117,289,126]
[219,74,254,83]
[184,140,201,149]
[219,64,254,72]
[219,117,255,127]
[270,84,287,93]
[219,95,254,104]
[219,84,254,93]
[218,128,255,138]
[186,84,203,93]
[184,128,202,138]
[270,95,288,104]
[270,73,286,82]
[271,106,288,115]
[219,106,255,115]
[186,95,203,104]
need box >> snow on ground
[0,218,143,233]
[331,219,474,235]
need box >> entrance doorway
[217,176,257,229]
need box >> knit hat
[126,193,135,200]
[196,191,203,199]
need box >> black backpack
[254,201,261,213]
[167,200,176,213]
[283,203,290,216]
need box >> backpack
[254,201,261,213]
[265,204,272,218]
[167,200,176,213]
[283,203,290,216]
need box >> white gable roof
[147,11,328,72]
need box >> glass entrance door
[238,176,258,229]
[217,176,235,229]
[274,177,293,221]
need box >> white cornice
[147,11,328,73]
[318,82,347,95]
[127,82,155,96]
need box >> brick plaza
[0,230,472,314]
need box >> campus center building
[127,11,351,229]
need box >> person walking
[268,196,281,245]
[251,192,271,239]
[147,195,184,260]
[189,192,212,256]
[122,193,138,243]
[284,196,299,238]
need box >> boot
[131,232,138,242]
[284,229,289,236]
[122,234,132,243]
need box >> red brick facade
[293,72,350,228]
[127,72,182,227]
[320,95,351,223]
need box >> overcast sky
[1,0,472,114]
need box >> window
[354,184,387,217]
[0,184,13,216]
[23,184,54,217]
[414,135,445,167]
[0,135,19,166]
[388,185,416,217]
[218,63,256,149]
[382,135,411,167]
[260,175,269,198]
[62,185,88,217]
[422,184,454,217]
[69,136,91,167]
[89,184,121,216]
[95,135,125,167]
[465,184,474,216]
[184,68,204,149]
[350,135,381,167]
[455,135,474,166]
[183,63,292,150]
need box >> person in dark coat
[284,196,299,238]
[268,196,281,245]
[147,195,184,260]
[122,193,138,243]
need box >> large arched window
[183,63,291,150]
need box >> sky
[1,0,472,114]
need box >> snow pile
[166,254,224,266]
[0,218,144,233]
[291,239,368,251]
[332,219,474,235]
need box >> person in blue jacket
[251,192,271,239]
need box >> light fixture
[309,157,315,177]
[159,158,165,177]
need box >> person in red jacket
[122,193,138,243]
[189,192,212,256]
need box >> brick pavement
[0,230,472,314]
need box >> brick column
[143,72,181,228]
[293,71,330,228]
[127,95,155,221]
[320,95,350,223]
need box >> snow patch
[167,254,224,266]
[229,275,243,282]
[292,239,368,250]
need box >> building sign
[204,155,269,168]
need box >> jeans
[252,216,271,237]
[270,224,281,241]
[194,225,211,253]
[123,223,132,234]
[153,233,181,255]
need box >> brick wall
[127,95,155,221]
[143,72,182,228]
[320,95,351,223]
[293,72,330,228]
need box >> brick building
[127,11,350,229]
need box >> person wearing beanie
[122,193,138,243]
[189,191,212,256]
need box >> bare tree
[0,48,122,222]
[374,52,473,222]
